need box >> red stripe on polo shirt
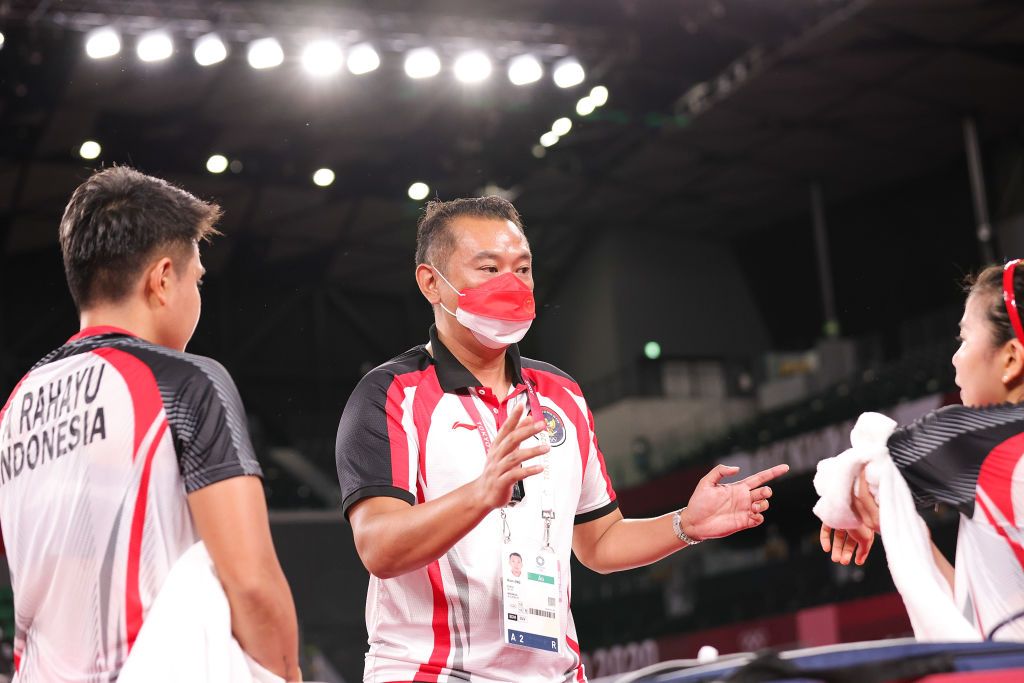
[586,407,616,501]
[414,559,453,682]
[385,370,426,493]
[526,370,589,467]
[412,367,445,488]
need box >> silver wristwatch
[673,507,702,546]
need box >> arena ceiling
[3,0,1021,302]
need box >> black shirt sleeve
[887,403,1024,515]
[169,356,262,493]
[336,368,417,520]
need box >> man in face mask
[335,196,788,683]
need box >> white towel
[812,412,979,642]
[119,541,286,683]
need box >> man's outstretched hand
[680,463,790,541]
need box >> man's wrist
[673,507,702,545]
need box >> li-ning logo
[452,421,476,431]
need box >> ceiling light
[404,48,441,79]
[247,37,284,70]
[79,140,101,160]
[552,117,572,137]
[194,33,227,66]
[302,39,344,77]
[85,27,121,59]
[453,51,492,83]
[206,154,228,174]
[408,182,430,200]
[508,54,542,86]
[553,58,585,88]
[137,30,173,62]
[576,96,596,116]
[0,32,6,51]
[347,42,380,75]
[313,168,336,187]
[539,131,559,148]
[590,85,609,107]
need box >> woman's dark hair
[59,166,222,311]
[965,262,1024,347]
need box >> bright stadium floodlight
[247,37,284,70]
[85,27,121,59]
[0,31,6,51]
[137,30,173,62]
[206,154,228,174]
[347,42,380,75]
[453,51,492,84]
[408,182,430,200]
[590,85,609,107]
[404,47,441,79]
[79,140,102,160]
[194,33,227,66]
[313,168,335,187]
[553,57,585,88]
[539,131,559,148]
[644,341,662,360]
[551,117,572,137]
[576,95,596,116]
[507,54,542,86]
[302,39,344,77]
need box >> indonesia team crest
[542,409,566,447]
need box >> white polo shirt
[336,326,617,683]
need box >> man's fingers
[507,444,550,467]
[495,404,525,440]
[840,533,858,565]
[751,499,769,513]
[703,463,741,486]
[753,486,772,501]
[496,419,547,456]
[820,524,833,552]
[855,533,874,565]
[740,464,790,489]
[749,513,764,527]
[831,530,847,563]
[505,464,544,483]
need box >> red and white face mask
[434,268,536,348]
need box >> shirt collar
[67,326,136,343]
[428,324,524,393]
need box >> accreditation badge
[501,543,562,654]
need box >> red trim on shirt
[414,560,453,682]
[586,406,616,502]
[92,348,163,458]
[125,419,169,652]
[90,347,168,653]
[67,325,136,342]
[412,367,445,488]
[566,635,587,682]
[384,370,427,492]
[976,432,1024,575]
[526,369,616,500]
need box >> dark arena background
[2,0,1024,681]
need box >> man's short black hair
[59,166,222,310]
[509,552,522,560]
[414,196,525,269]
